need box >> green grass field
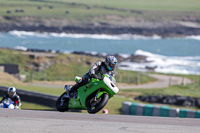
[1,0,200,11]
[121,74,200,97]
[54,0,200,11]
[0,0,200,23]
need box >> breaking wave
[8,30,162,40]
[118,50,200,75]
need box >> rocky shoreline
[3,47,148,72]
[1,22,200,37]
[20,47,147,64]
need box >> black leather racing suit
[69,61,115,93]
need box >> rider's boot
[65,83,80,99]
[64,85,71,99]
[69,83,80,94]
[0,103,3,108]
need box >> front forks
[90,90,101,106]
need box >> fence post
[182,77,184,85]
[198,68,200,86]
[119,75,122,82]
[136,73,140,85]
[169,76,171,86]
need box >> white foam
[63,51,72,54]
[118,50,200,75]
[8,30,162,40]
[119,53,130,58]
[14,46,28,51]
[186,35,200,41]
[8,30,200,41]
[135,49,162,57]
[52,33,162,40]
[49,32,162,40]
[9,30,49,38]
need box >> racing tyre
[86,93,109,114]
[56,92,69,112]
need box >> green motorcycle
[56,74,119,114]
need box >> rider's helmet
[105,55,118,71]
[8,86,16,98]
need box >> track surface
[0,109,200,133]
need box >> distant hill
[0,0,200,37]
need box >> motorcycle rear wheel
[56,92,69,112]
[86,93,109,114]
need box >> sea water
[0,30,200,75]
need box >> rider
[0,86,22,109]
[67,55,118,98]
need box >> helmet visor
[109,62,116,69]
[9,91,14,97]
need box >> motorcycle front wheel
[86,93,109,114]
[56,92,69,112]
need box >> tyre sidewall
[56,92,69,112]
[86,93,109,114]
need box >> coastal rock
[127,55,147,63]
[72,51,149,64]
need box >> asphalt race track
[0,109,200,133]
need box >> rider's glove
[97,77,103,80]
[91,74,103,80]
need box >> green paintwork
[68,74,117,110]
[96,91,107,99]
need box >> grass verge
[120,74,200,97]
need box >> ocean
[0,30,200,75]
